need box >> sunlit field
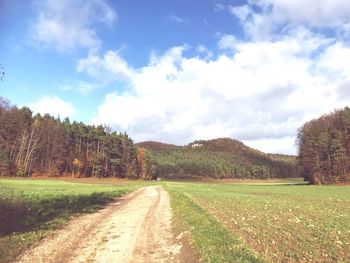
[1,178,349,263]
[166,179,350,262]
[0,179,143,263]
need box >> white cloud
[318,42,350,77]
[196,45,213,59]
[77,50,134,82]
[256,0,350,28]
[230,5,252,22]
[29,96,76,118]
[213,2,226,12]
[84,31,350,154]
[230,0,350,39]
[218,34,237,50]
[59,0,350,155]
[167,12,189,24]
[30,0,117,52]
[59,81,100,95]
[243,137,297,156]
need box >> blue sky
[1,0,350,154]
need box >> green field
[1,178,350,263]
[166,179,350,262]
[0,179,143,263]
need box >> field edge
[0,179,142,263]
[165,184,266,263]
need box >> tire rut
[15,186,184,263]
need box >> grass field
[0,178,144,263]
[166,179,350,262]
[1,178,349,263]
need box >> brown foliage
[297,107,350,184]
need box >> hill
[136,141,177,151]
[136,138,297,179]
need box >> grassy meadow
[0,178,144,263]
[166,179,350,262]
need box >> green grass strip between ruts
[166,185,265,263]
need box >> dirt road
[16,186,192,263]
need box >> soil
[15,186,197,263]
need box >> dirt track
[15,186,190,263]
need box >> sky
[1,0,350,155]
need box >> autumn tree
[136,147,157,179]
[0,97,151,179]
[297,108,350,184]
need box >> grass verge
[165,183,265,263]
[0,179,142,263]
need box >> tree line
[297,107,350,184]
[0,96,299,181]
[0,97,156,179]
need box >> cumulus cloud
[218,34,238,50]
[229,0,350,39]
[70,0,350,154]
[318,42,350,77]
[82,30,350,154]
[196,45,213,59]
[77,50,135,82]
[29,96,76,118]
[30,0,117,52]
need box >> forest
[0,97,297,180]
[0,97,157,179]
[137,138,297,179]
[297,107,350,184]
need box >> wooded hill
[297,107,350,184]
[136,138,297,179]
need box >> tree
[136,147,157,179]
[297,108,350,184]
[0,97,150,179]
